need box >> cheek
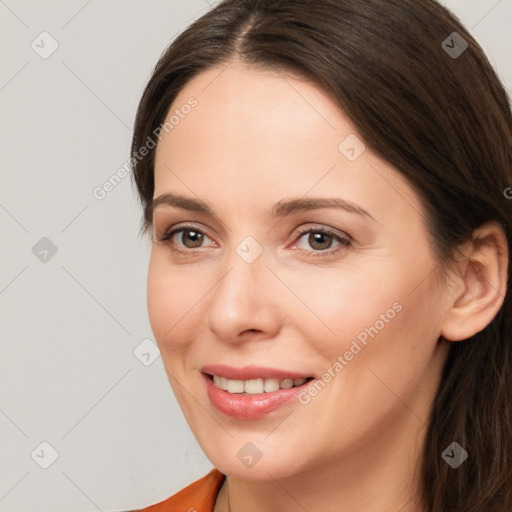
[284,261,440,376]
[147,251,204,352]
[278,266,405,359]
[328,277,441,400]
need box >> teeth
[244,379,264,394]
[264,378,280,393]
[280,378,293,389]
[227,379,244,393]
[212,375,309,394]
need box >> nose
[206,247,282,344]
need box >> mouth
[205,373,314,394]
[200,366,316,420]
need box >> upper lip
[201,364,313,381]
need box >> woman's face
[148,61,452,481]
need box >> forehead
[153,61,425,226]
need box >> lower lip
[202,373,312,420]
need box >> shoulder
[135,468,226,512]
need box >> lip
[201,364,313,381]
[200,366,315,420]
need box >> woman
[128,0,512,510]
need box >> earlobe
[440,221,509,342]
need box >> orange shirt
[138,469,226,512]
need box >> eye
[154,224,352,258]
[154,225,215,252]
[291,227,351,256]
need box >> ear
[440,221,509,342]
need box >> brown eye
[178,228,205,248]
[307,232,333,251]
[155,225,214,253]
[292,227,351,257]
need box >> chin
[201,437,308,481]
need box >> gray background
[0,1,510,511]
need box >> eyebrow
[151,193,376,222]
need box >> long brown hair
[130,1,512,510]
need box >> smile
[210,374,310,394]
[201,366,316,420]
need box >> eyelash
[154,224,352,258]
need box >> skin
[147,59,508,512]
